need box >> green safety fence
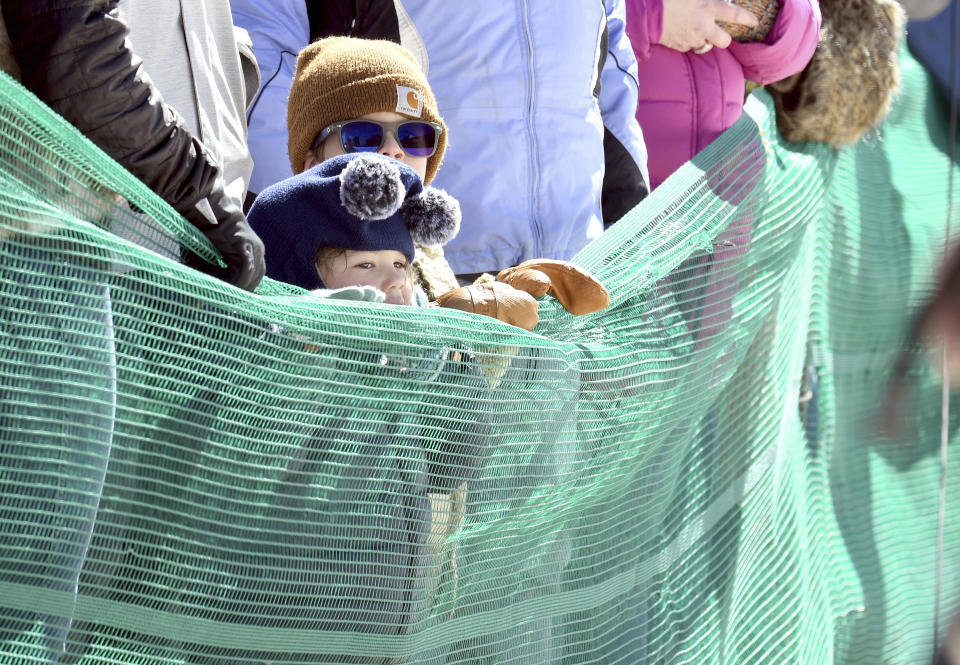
[1,44,959,665]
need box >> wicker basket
[717,0,779,42]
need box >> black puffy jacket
[1,0,265,291]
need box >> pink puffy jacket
[626,0,821,189]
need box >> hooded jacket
[233,0,651,274]
[626,0,821,189]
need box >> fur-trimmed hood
[766,0,906,147]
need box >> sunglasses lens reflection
[339,121,438,157]
[341,121,383,152]
[396,123,437,157]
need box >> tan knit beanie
[288,37,446,185]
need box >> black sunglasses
[312,119,442,158]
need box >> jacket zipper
[518,0,543,258]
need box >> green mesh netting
[1,44,959,665]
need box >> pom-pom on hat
[248,153,461,290]
[287,37,447,185]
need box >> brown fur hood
[766,0,906,148]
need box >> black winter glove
[183,179,265,291]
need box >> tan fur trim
[412,243,459,301]
[767,0,905,148]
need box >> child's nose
[380,266,407,292]
[382,273,406,304]
[379,132,405,160]
[383,272,405,291]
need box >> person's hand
[659,0,760,53]
[183,179,266,291]
[497,259,610,316]
[435,260,609,330]
[435,281,540,330]
[311,285,386,302]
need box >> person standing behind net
[612,2,818,661]
[5,0,265,289]
[245,152,488,654]
[624,0,819,347]
[625,0,820,191]
[257,36,609,329]
[0,0,264,661]
[232,0,652,281]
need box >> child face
[304,111,429,181]
[318,249,414,306]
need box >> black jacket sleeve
[307,0,400,42]
[601,128,649,228]
[594,25,648,228]
[2,0,265,291]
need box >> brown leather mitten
[434,281,540,330]
[497,259,610,316]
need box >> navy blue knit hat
[248,153,461,290]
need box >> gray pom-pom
[339,154,404,220]
[401,187,461,246]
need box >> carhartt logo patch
[395,85,422,117]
